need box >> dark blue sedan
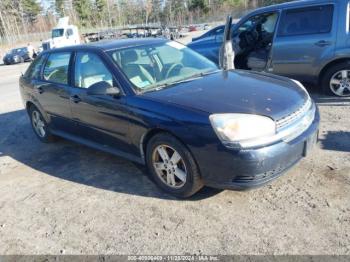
[3,47,33,65]
[19,39,319,197]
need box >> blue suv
[188,0,350,97]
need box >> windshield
[52,28,64,38]
[10,48,26,55]
[108,41,218,93]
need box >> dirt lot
[0,57,349,255]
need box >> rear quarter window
[278,5,334,36]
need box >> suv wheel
[29,106,55,143]
[322,62,350,96]
[146,133,203,198]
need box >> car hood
[142,70,309,121]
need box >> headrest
[122,50,138,65]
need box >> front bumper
[191,107,320,190]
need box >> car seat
[247,49,268,71]
[121,50,155,88]
[78,54,113,88]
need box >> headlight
[209,114,276,149]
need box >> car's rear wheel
[322,62,350,96]
[29,106,55,143]
[146,133,203,198]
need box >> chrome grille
[276,98,312,130]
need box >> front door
[270,4,336,82]
[37,51,73,132]
[195,26,225,64]
[70,51,133,154]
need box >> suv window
[43,52,71,85]
[278,5,334,36]
[74,52,113,89]
[24,54,46,79]
[235,12,278,35]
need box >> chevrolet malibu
[19,39,319,198]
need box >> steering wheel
[46,69,61,81]
[165,63,184,79]
[240,30,258,49]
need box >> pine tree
[93,0,107,26]
[55,0,65,16]
[21,0,41,23]
[73,0,93,27]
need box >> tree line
[0,0,291,45]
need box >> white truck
[42,17,80,51]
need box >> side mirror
[215,34,223,43]
[87,81,121,96]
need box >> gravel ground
[0,53,349,255]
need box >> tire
[29,105,55,143]
[321,62,350,96]
[146,133,203,198]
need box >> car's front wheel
[146,133,203,198]
[322,62,350,96]
[29,106,55,143]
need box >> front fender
[125,96,214,160]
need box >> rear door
[270,4,336,82]
[34,52,74,132]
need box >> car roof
[248,0,337,15]
[11,47,26,51]
[42,38,169,54]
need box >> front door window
[74,52,114,89]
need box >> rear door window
[24,54,46,79]
[43,52,71,85]
[278,5,334,36]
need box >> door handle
[34,85,44,94]
[314,40,331,47]
[70,95,81,103]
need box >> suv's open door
[219,16,235,70]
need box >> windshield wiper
[143,69,220,93]
[143,76,201,93]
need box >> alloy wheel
[329,70,350,96]
[32,110,46,138]
[152,145,187,189]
